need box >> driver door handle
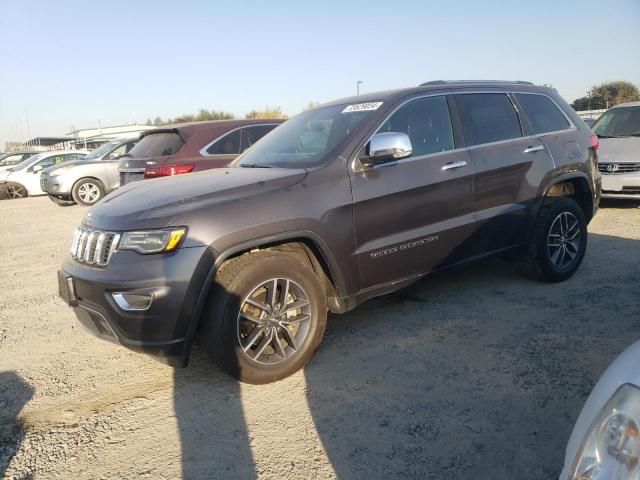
[523,145,545,154]
[441,160,468,171]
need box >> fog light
[112,292,153,311]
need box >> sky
[1,0,639,147]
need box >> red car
[118,119,284,185]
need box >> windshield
[128,132,185,158]
[592,106,640,137]
[0,153,29,167]
[234,103,378,168]
[9,153,45,172]
[84,141,119,159]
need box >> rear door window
[129,133,185,158]
[206,129,241,155]
[240,125,278,152]
[514,93,570,134]
[456,93,522,146]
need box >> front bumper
[600,172,640,199]
[41,172,73,197]
[59,245,211,366]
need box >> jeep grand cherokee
[58,81,601,384]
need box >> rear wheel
[72,178,104,206]
[198,251,327,384]
[5,182,28,200]
[524,197,587,282]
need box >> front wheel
[524,197,588,282]
[198,251,327,384]
[5,182,28,200]
[72,178,104,206]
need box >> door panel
[469,138,553,254]
[350,95,474,289]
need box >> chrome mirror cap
[363,132,413,167]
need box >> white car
[0,151,38,173]
[560,340,640,479]
[593,101,640,199]
[0,150,86,198]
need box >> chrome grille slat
[70,227,119,268]
[598,162,640,174]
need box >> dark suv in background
[118,119,283,184]
[59,81,600,384]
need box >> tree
[153,116,164,126]
[303,101,320,111]
[145,118,153,126]
[245,106,287,119]
[571,81,639,111]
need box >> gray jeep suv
[58,81,601,383]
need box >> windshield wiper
[240,163,272,168]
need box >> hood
[598,136,640,163]
[83,167,307,232]
[42,159,97,174]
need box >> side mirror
[361,132,412,168]
[32,164,43,173]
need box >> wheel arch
[542,172,595,223]
[179,230,347,367]
[72,176,106,192]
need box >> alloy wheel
[237,278,312,365]
[547,211,581,269]
[7,184,27,199]
[78,183,100,203]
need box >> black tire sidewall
[534,198,588,281]
[72,179,104,206]
[203,254,327,384]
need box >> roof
[320,81,545,109]
[23,136,78,147]
[611,101,640,109]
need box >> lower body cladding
[600,169,640,199]
[58,245,211,367]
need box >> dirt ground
[0,196,639,480]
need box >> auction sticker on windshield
[342,102,383,113]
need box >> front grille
[70,226,120,267]
[603,187,640,195]
[40,177,47,190]
[598,162,640,174]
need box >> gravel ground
[0,196,639,480]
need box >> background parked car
[0,151,86,199]
[0,151,38,173]
[592,101,640,200]
[560,340,640,480]
[42,137,138,206]
[118,119,283,185]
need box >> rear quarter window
[514,93,570,134]
[456,93,522,146]
[129,133,185,158]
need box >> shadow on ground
[173,232,639,479]
[0,371,34,478]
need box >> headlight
[569,384,640,480]
[50,167,71,177]
[118,227,186,254]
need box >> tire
[198,250,327,384]
[48,195,76,207]
[4,182,28,200]
[524,197,587,282]
[72,178,105,206]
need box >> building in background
[21,123,155,152]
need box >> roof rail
[420,80,534,86]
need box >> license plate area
[123,172,145,184]
[58,271,78,306]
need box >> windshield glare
[85,141,118,159]
[10,154,44,172]
[592,106,640,137]
[235,104,376,168]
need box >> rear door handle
[523,145,545,154]
[441,160,468,171]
